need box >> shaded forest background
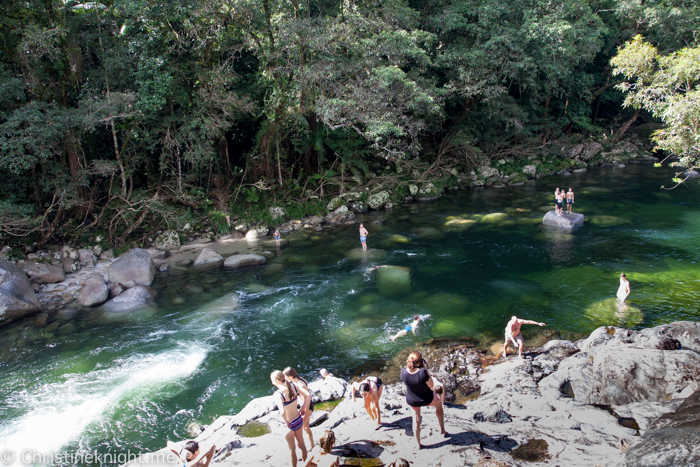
[1,0,698,248]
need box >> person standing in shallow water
[566,188,575,213]
[359,223,369,251]
[617,273,631,302]
[400,351,447,449]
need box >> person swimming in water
[617,273,631,302]
[390,314,430,341]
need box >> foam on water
[0,345,207,457]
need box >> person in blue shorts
[566,188,574,213]
[274,229,281,246]
[390,314,430,341]
[359,224,368,251]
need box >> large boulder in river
[192,248,224,267]
[376,266,411,296]
[623,390,700,467]
[542,211,584,230]
[20,262,65,284]
[108,248,156,287]
[78,275,109,307]
[224,254,267,268]
[0,260,42,324]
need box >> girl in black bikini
[271,370,309,466]
[351,376,384,430]
[283,367,315,448]
[400,351,446,449]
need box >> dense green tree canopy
[0,0,698,245]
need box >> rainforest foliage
[0,0,698,245]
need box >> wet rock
[182,284,204,295]
[511,439,551,462]
[192,248,224,267]
[245,229,259,240]
[108,248,156,287]
[20,262,65,284]
[0,259,42,325]
[224,254,267,268]
[77,275,109,307]
[376,266,411,296]
[542,211,585,230]
[102,286,154,312]
[147,248,169,261]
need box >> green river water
[1,163,700,463]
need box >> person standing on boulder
[554,188,560,214]
[556,190,566,216]
[503,316,545,360]
[359,224,369,251]
[271,370,309,466]
[617,273,631,302]
[566,188,575,213]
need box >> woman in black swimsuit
[400,351,446,449]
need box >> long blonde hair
[318,430,336,454]
[271,370,295,398]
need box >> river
[1,163,699,463]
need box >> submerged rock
[376,266,411,296]
[542,211,584,230]
[224,254,267,268]
[192,248,224,267]
[101,286,154,313]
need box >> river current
[1,164,699,463]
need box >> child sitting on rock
[305,430,340,467]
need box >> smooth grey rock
[623,390,700,467]
[108,248,156,287]
[245,229,259,240]
[60,257,81,273]
[102,286,153,312]
[78,275,109,307]
[542,211,585,230]
[20,262,65,284]
[192,248,224,267]
[578,141,603,161]
[78,248,97,267]
[100,249,114,260]
[0,259,42,324]
[223,254,267,268]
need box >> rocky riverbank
[125,321,700,467]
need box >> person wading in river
[503,316,545,360]
[359,223,369,251]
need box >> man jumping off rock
[503,315,545,360]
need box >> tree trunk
[65,132,88,200]
[614,108,640,142]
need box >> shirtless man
[556,190,566,216]
[359,224,369,251]
[503,316,545,359]
[566,188,574,213]
[390,314,430,341]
